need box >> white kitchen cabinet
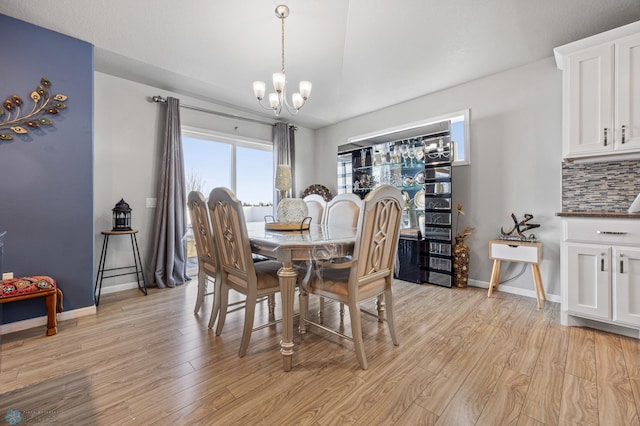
[565,244,611,320]
[555,21,640,161]
[613,247,640,327]
[561,216,640,334]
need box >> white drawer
[489,241,541,263]
[563,218,640,245]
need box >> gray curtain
[273,122,296,208]
[150,96,189,288]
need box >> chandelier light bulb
[292,93,303,109]
[253,81,266,100]
[299,81,312,99]
[252,5,311,116]
[272,72,286,93]
[269,93,280,109]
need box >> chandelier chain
[280,13,286,73]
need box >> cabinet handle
[597,231,627,235]
[604,128,608,146]
[622,125,626,144]
[601,253,606,272]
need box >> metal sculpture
[500,213,539,241]
[0,78,68,141]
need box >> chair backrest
[207,187,257,291]
[303,194,327,225]
[350,185,403,291]
[187,191,217,273]
[323,193,362,227]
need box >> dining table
[245,221,357,371]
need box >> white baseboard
[99,280,144,295]
[467,279,561,304]
[0,279,148,335]
[0,305,96,335]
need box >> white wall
[94,72,314,290]
[310,57,563,296]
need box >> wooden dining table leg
[278,260,298,372]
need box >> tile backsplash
[562,160,640,212]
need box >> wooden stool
[488,239,546,308]
[94,229,148,306]
[0,276,64,335]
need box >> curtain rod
[151,95,282,128]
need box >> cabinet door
[615,34,640,151]
[613,247,640,326]
[565,44,614,157]
[567,244,611,320]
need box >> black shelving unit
[336,120,453,286]
[422,139,453,287]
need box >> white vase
[277,198,309,224]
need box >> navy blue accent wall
[0,14,94,324]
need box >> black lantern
[112,198,132,231]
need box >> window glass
[236,146,273,206]
[182,132,273,205]
[183,135,232,196]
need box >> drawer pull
[597,231,627,235]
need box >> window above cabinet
[339,109,470,166]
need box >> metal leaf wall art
[0,77,68,141]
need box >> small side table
[94,229,148,306]
[488,239,546,308]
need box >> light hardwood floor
[1,278,640,425]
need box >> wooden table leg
[45,291,58,336]
[531,264,545,308]
[278,262,298,372]
[488,259,501,297]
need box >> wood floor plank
[565,326,596,382]
[2,278,640,424]
[433,340,511,426]
[430,297,534,424]
[476,367,531,425]
[594,331,640,426]
[621,335,640,421]
[558,373,598,426]
[394,402,439,426]
[516,413,546,426]
[520,322,569,425]
[506,301,549,376]
[413,321,499,416]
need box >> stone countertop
[556,211,640,219]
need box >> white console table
[488,239,545,308]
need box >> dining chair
[207,187,283,357]
[187,191,217,314]
[318,192,362,321]
[299,184,403,370]
[322,192,362,227]
[303,194,327,224]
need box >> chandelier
[252,5,312,116]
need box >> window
[182,127,273,205]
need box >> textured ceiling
[1,0,639,129]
